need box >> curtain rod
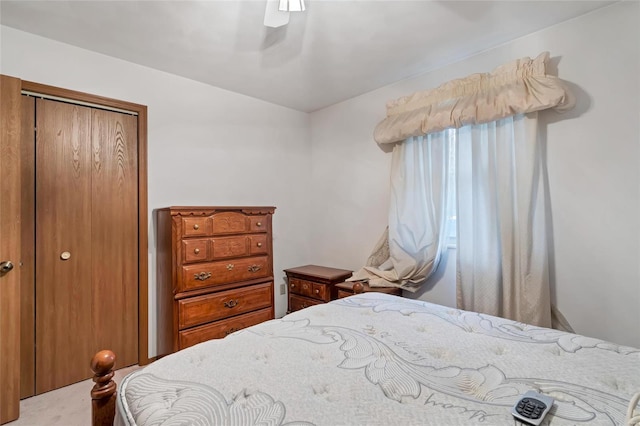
[21,90,138,116]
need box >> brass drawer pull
[226,264,234,271]
[224,299,239,308]
[256,222,262,227]
[290,283,295,288]
[315,289,320,294]
[193,224,200,230]
[225,327,239,336]
[248,264,262,273]
[194,272,211,281]
[256,242,263,248]
[194,248,200,254]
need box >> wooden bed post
[91,350,117,426]
[352,281,365,294]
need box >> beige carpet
[8,365,141,426]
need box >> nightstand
[284,265,353,313]
[335,281,402,298]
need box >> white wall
[0,26,312,357]
[309,2,640,348]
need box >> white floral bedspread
[117,293,640,425]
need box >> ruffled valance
[374,52,575,145]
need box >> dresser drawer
[183,236,266,263]
[249,216,268,233]
[289,294,323,312]
[178,282,272,329]
[182,239,210,263]
[211,236,250,259]
[212,211,250,234]
[209,212,269,235]
[181,256,270,292]
[182,216,212,237]
[249,234,268,255]
[178,308,272,349]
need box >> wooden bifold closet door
[23,97,139,395]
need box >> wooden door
[0,75,22,424]
[19,96,35,399]
[34,98,138,394]
[90,108,139,367]
[35,99,93,393]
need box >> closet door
[20,95,35,399]
[90,108,138,367]
[34,99,138,394]
[35,99,93,393]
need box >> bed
[91,293,640,425]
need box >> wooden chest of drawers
[284,265,352,313]
[157,206,275,356]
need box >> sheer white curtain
[349,132,450,291]
[361,52,575,322]
[455,112,552,327]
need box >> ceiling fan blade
[264,0,290,28]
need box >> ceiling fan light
[278,0,305,12]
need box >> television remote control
[511,390,554,425]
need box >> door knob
[0,261,14,273]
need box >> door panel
[91,109,138,367]
[20,95,35,399]
[0,74,22,424]
[35,98,93,394]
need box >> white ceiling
[0,0,614,112]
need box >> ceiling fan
[264,0,306,28]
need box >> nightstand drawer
[178,282,272,329]
[312,283,329,301]
[289,294,323,311]
[334,281,402,298]
[179,308,272,349]
[289,277,314,298]
[337,290,353,299]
